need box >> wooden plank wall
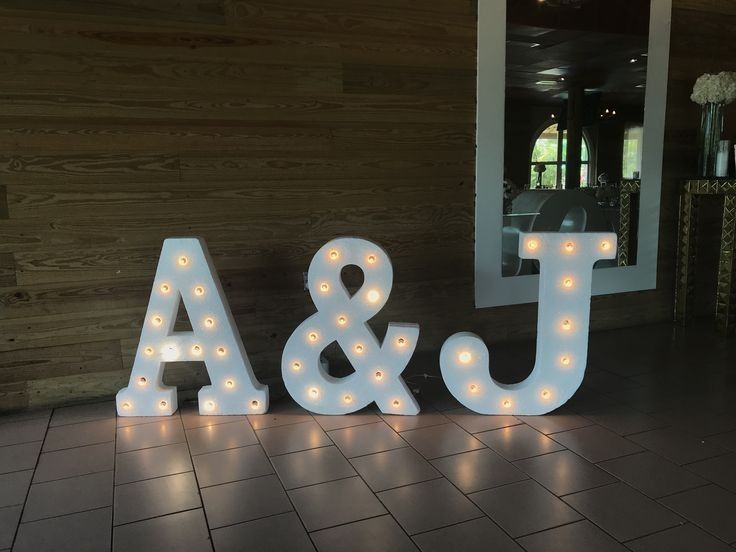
[0,0,729,411]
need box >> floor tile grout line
[283,473,360,493]
[41,438,115,455]
[557,480,622,499]
[33,467,115,487]
[195,469,276,491]
[49,417,114,429]
[246,410,321,552]
[298,406,463,544]
[0,412,52,427]
[680,449,734,467]
[114,468,194,488]
[206,506,295,533]
[111,505,203,530]
[266,442,335,459]
[338,442,410,461]
[390,415,524,545]
[366,474,447,495]
[164,410,214,548]
[15,505,113,527]
[0,466,40,478]
[462,475,533,497]
[618,431,736,479]
[405,513,491,540]
[250,416,319,434]
[559,475,735,546]
[652,481,713,500]
[10,409,52,550]
[188,441,265,458]
[507,518,587,542]
[0,436,47,450]
[115,439,187,455]
[620,519,735,547]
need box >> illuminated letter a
[116,238,268,416]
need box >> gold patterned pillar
[617,180,640,266]
[675,189,698,325]
[716,194,736,334]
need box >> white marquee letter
[440,232,616,415]
[116,238,268,416]
[282,237,419,415]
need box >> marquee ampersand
[440,232,616,415]
[282,237,420,415]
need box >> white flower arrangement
[691,71,736,105]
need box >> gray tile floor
[1,323,736,551]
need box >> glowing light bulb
[159,400,168,410]
[396,337,407,347]
[225,379,234,388]
[367,254,377,264]
[392,399,400,408]
[469,383,479,393]
[329,249,339,260]
[526,239,539,251]
[122,402,131,410]
[564,241,575,253]
[458,351,472,364]
[159,283,170,294]
[310,387,320,398]
[563,277,574,289]
[144,346,154,356]
[560,355,571,366]
[541,389,551,400]
[366,289,380,303]
[292,361,302,372]
[343,394,353,404]
[374,370,383,381]
[561,319,572,331]
[192,344,202,356]
[216,346,227,356]
[354,344,364,354]
[308,331,319,342]
[178,256,189,266]
[204,317,215,328]
[337,315,347,326]
[502,399,512,409]
[600,240,611,251]
[194,285,205,296]
[204,400,215,412]
[137,377,147,387]
[250,400,260,410]
[320,282,329,293]
[152,315,163,327]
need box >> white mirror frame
[475,0,672,307]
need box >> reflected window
[530,123,590,189]
[622,124,644,178]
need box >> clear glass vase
[699,102,725,177]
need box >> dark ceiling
[505,0,651,106]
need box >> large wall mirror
[475,0,672,307]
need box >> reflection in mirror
[502,0,649,277]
